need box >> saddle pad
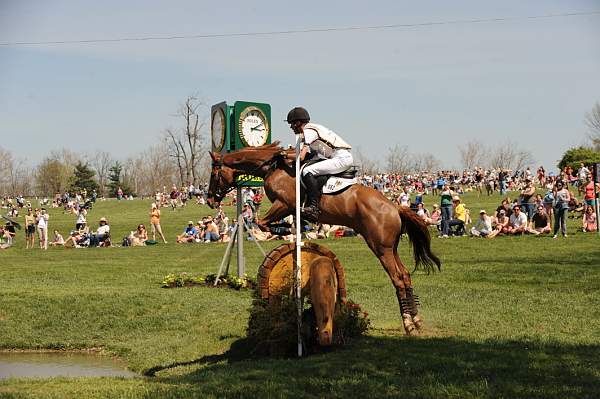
[322,176,357,194]
[299,164,357,194]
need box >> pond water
[0,352,137,379]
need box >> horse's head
[207,151,236,209]
[309,256,338,346]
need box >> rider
[286,106,353,221]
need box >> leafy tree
[107,161,133,197]
[69,162,98,194]
[557,146,600,170]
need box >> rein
[211,154,279,200]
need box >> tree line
[2,99,600,196]
[0,96,211,197]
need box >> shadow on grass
[143,336,600,399]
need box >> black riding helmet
[286,107,310,123]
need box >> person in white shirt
[286,106,353,221]
[94,217,111,246]
[37,208,49,250]
[398,186,410,207]
[471,210,492,237]
[507,205,538,235]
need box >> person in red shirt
[583,177,598,213]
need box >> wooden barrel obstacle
[257,242,347,304]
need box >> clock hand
[251,126,265,132]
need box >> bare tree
[489,140,534,171]
[414,153,442,172]
[35,149,80,195]
[0,147,31,195]
[385,144,411,174]
[164,96,209,186]
[585,102,600,151]
[458,140,488,170]
[89,151,113,196]
[353,146,379,175]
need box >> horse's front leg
[256,200,291,232]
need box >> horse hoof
[402,314,417,335]
[412,315,424,330]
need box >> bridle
[209,154,280,203]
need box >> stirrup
[301,206,320,222]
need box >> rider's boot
[302,173,321,222]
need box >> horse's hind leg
[376,249,418,336]
[393,250,423,331]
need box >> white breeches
[302,149,353,176]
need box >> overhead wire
[1,10,599,46]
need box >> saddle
[301,159,358,195]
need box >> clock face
[211,108,225,151]
[239,106,269,147]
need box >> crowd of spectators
[2,163,598,249]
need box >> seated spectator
[488,209,510,238]
[470,210,492,237]
[201,216,221,243]
[177,221,198,243]
[494,198,513,219]
[3,222,16,247]
[582,206,597,232]
[91,217,111,247]
[530,206,551,234]
[130,224,148,246]
[506,205,537,235]
[447,196,467,236]
[49,230,65,246]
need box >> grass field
[1,192,599,398]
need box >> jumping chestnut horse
[207,143,441,335]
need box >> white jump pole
[294,132,303,357]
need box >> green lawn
[1,192,599,398]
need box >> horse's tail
[398,206,442,273]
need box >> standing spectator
[150,203,167,243]
[117,187,124,200]
[498,169,507,195]
[552,181,571,239]
[398,186,410,207]
[577,162,590,194]
[470,210,492,237]
[169,185,179,210]
[24,208,36,249]
[252,189,263,218]
[440,184,453,238]
[37,208,49,250]
[537,166,546,188]
[76,208,87,230]
[519,179,536,220]
[583,177,597,213]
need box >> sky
[1,0,599,172]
